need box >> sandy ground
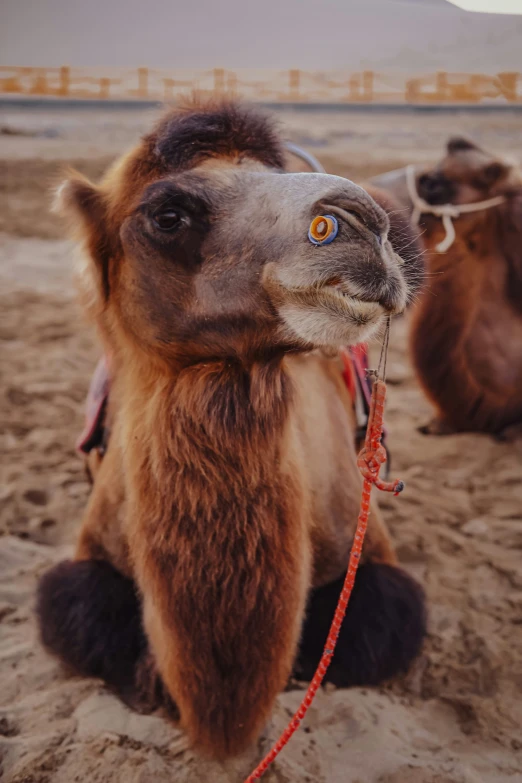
[1,105,522,783]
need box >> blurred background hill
[1,0,521,72]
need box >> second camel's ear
[54,174,113,300]
[446,136,479,155]
[479,161,510,187]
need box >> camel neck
[120,355,308,762]
[119,356,293,497]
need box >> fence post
[348,74,359,102]
[362,70,374,101]
[30,69,49,95]
[289,69,300,101]
[137,67,149,98]
[59,66,70,96]
[405,79,418,103]
[214,68,225,95]
[497,72,518,102]
[227,71,237,97]
[100,77,110,99]
[436,71,448,100]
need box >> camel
[372,137,522,438]
[37,100,426,760]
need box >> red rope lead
[244,378,403,783]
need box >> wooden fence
[1,66,521,105]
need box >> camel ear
[480,161,509,186]
[446,136,478,154]
[53,175,112,300]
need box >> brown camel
[37,101,426,760]
[373,137,522,438]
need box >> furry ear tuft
[53,173,112,300]
[481,161,508,186]
[51,180,72,215]
[52,173,105,224]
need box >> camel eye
[308,214,339,246]
[153,210,181,232]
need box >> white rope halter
[285,142,326,174]
[405,164,505,253]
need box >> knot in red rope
[357,379,404,496]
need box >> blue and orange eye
[308,214,339,246]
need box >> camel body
[37,101,426,760]
[411,218,522,434]
[76,351,400,755]
[373,137,522,436]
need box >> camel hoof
[495,423,522,443]
[418,417,455,436]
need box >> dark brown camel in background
[373,137,522,438]
[37,101,426,760]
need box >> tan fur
[59,101,412,758]
[409,140,522,434]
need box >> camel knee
[36,559,146,692]
[295,562,427,686]
[363,504,399,566]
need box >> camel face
[371,137,518,259]
[115,164,408,357]
[41,102,429,760]
[58,102,411,363]
[417,137,514,211]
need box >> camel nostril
[376,279,406,315]
[308,215,339,246]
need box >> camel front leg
[36,438,164,711]
[74,439,131,575]
[363,501,398,566]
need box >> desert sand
[1,105,521,783]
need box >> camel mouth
[263,266,402,347]
[317,284,380,315]
[322,285,404,316]
[271,280,386,348]
[283,281,403,319]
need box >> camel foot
[295,563,427,687]
[36,559,175,714]
[495,422,522,443]
[418,417,455,436]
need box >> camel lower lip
[282,284,385,323]
[321,285,403,316]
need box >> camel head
[57,102,412,365]
[417,136,516,207]
[372,137,520,253]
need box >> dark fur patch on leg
[36,560,147,693]
[295,563,427,686]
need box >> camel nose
[378,284,405,315]
[349,245,407,315]
[375,255,407,315]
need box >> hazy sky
[2,0,521,70]
[450,0,522,10]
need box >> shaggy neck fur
[118,353,311,757]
